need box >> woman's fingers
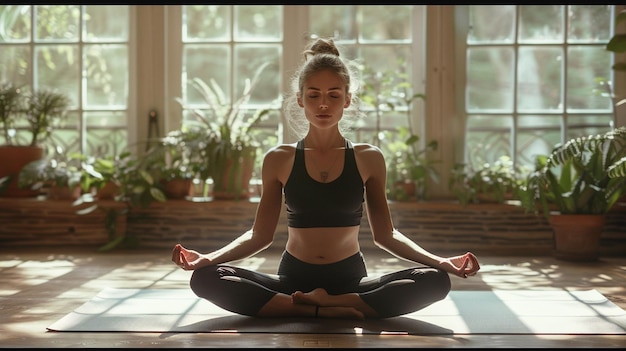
[463,252,480,276]
[171,244,181,263]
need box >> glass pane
[518,5,563,43]
[567,5,612,43]
[61,110,80,128]
[84,5,129,42]
[468,5,516,44]
[358,46,413,116]
[517,115,562,165]
[566,45,611,111]
[335,43,358,61]
[35,5,80,42]
[309,5,356,41]
[567,115,613,139]
[35,45,79,106]
[467,47,514,112]
[359,5,411,42]
[184,5,230,41]
[85,110,126,128]
[0,5,31,42]
[465,115,513,168]
[235,5,282,41]
[517,46,563,112]
[86,112,128,157]
[0,45,30,87]
[48,128,80,154]
[183,45,230,106]
[234,44,280,105]
[84,44,128,108]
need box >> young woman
[172,37,480,319]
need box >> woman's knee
[189,265,223,298]
[411,267,451,300]
[431,268,452,299]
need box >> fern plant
[520,127,626,217]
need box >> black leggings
[190,251,451,318]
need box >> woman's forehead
[304,70,346,89]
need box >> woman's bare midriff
[285,225,361,264]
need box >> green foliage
[18,147,83,190]
[114,152,167,208]
[0,82,21,143]
[606,9,626,72]
[385,126,439,201]
[80,154,118,193]
[177,62,272,198]
[358,59,426,148]
[520,127,626,217]
[450,155,527,206]
[0,81,70,147]
[358,60,434,200]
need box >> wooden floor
[1,246,625,348]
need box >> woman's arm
[172,146,288,270]
[356,144,480,278]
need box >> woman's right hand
[171,244,212,271]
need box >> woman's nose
[320,104,328,109]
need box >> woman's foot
[291,288,365,319]
[291,288,328,306]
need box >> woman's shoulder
[350,141,386,180]
[351,141,384,158]
[263,142,297,162]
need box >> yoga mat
[47,288,626,335]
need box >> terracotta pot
[389,180,416,201]
[46,185,82,200]
[213,152,255,200]
[0,145,44,198]
[96,181,120,200]
[549,213,606,262]
[162,178,194,199]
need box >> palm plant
[177,62,272,199]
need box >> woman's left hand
[440,252,480,278]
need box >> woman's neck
[303,132,345,151]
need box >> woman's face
[298,69,351,130]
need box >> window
[307,5,425,150]
[171,5,426,176]
[0,5,130,156]
[458,5,616,172]
[175,5,283,157]
[3,5,621,197]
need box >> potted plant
[385,126,439,201]
[137,129,214,200]
[18,147,84,200]
[73,150,162,253]
[449,155,527,206]
[178,62,272,200]
[519,127,626,261]
[79,153,129,200]
[115,151,167,208]
[0,82,71,197]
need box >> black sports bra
[283,139,364,228]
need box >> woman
[172,37,480,319]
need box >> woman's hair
[283,37,365,140]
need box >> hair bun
[303,37,340,60]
